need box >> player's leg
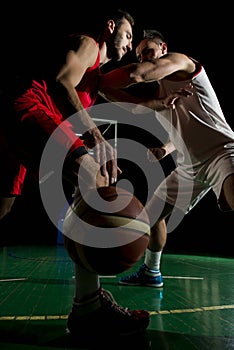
[63,236,150,338]
[119,198,172,288]
[218,173,234,211]
[0,197,16,220]
[119,169,208,288]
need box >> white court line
[0,278,28,282]
[73,275,117,279]
[100,276,204,280]
[164,276,204,280]
[73,275,117,278]
[0,276,204,282]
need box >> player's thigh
[219,173,234,211]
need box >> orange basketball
[63,186,150,275]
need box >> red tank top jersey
[4,48,101,196]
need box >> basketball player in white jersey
[99,29,234,288]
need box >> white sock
[144,249,162,272]
[74,263,100,302]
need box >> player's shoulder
[165,52,192,61]
[70,33,97,48]
[166,52,196,72]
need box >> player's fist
[147,147,166,162]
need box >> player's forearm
[99,86,168,114]
[51,80,97,134]
[73,154,108,191]
[162,141,176,157]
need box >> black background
[0,2,233,257]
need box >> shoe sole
[66,325,148,337]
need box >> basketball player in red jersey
[100,29,234,288]
[0,10,151,339]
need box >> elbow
[130,104,152,114]
[129,72,144,84]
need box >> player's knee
[219,174,234,211]
[0,197,16,220]
[0,208,11,220]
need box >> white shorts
[154,147,234,213]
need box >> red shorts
[1,80,87,196]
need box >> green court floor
[0,245,233,349]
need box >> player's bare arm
[100,52,196,91]
[55,36,119,183]
[55,36,100,132]
[147,141,176,162]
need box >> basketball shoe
[119,264,163,287]
[66,288,150,338]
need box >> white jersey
[155,59,234,172]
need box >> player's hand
[82,126,122,184]
[163,84,193,109]
[147,147,166,162]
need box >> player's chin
[117,49,126,60]
[116,54,123,61]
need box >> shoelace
[100,289,132,317]
[125,268,144,278]
[100,288,117,303]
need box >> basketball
[63,186,150,275]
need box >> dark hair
[110,9,135,28]
[100,9,135,29]
[92,8,134,43]
[142,29,165,44]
